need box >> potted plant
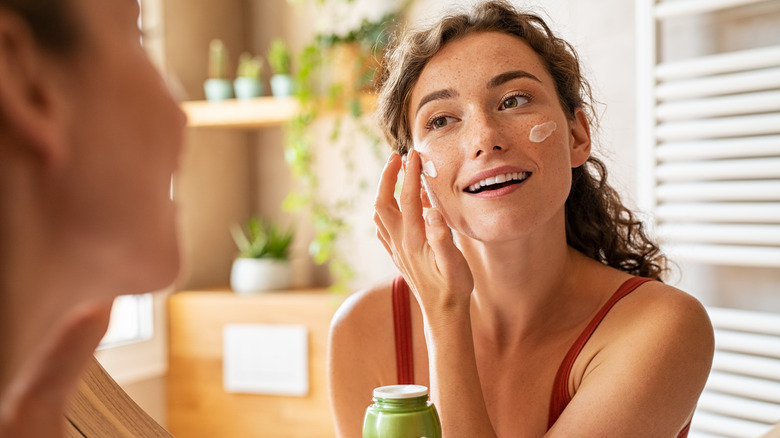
[234,52,264,100]
[204,38,233,101]
[230,216,294,294]
[267,38,294,97]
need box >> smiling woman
[0,0,185,435]
[328,1,714,437]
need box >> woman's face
[53,0,186,292]
[407,31,590,243]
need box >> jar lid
[373,384,429,399]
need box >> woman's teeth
[466,172,529,193]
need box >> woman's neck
[455,218,591,344]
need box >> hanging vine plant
[281,7,404,292]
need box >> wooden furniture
[65,357,172,437]
[166,288,346,438]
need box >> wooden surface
[181,94,378,129]
[65,356,172,437]
[182,97,299,128]
[167,288,345,438]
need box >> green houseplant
[234,52,264,100]
[268,38,295,97]
[204,38,233,101]
[230,216,295,294]
[281,10,403,292]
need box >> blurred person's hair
[0,0,79,53]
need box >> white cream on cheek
[422,160,438,178]
[529,121,557,143]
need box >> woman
[328,1,714,436]
[0,0,185,435]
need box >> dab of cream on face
[529,121,557,143]
[422,160,438,178]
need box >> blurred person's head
[0,0,186,297]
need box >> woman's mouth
[465,172,530,194]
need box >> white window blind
[636,0,780,267]
[690,307,780,437]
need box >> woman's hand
[373,150,474,319]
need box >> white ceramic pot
[230,258,292,294]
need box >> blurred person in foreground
[0,0,186,435]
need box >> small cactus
[267,38,292,75]
[208,38,229,79]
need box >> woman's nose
[466,112,508,159]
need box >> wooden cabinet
[167,288,346,438]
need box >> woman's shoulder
[625,279,712,332]
[592,276,714,366]
[329,277,399,351]
[331,278,395,328]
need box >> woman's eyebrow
[415,88,459,117]
[486,70,542,89]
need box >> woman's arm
[328,288,393,438]
[373,151,497,437]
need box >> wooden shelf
[182,96,299,128]
[181,93,378,129]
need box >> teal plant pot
[270,74,294,97]
[233,77,263,100]
[203,78,233,102]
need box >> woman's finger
[376,228,392,256]
[399,150,426,248]
[374,153,403,234]
[374,211,393,255]
[425,209,473,287]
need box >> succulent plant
[231,216,294,260]
[236,52,263,79]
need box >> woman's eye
[426,115,455,131]
[501,94,529,110]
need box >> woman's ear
[569,108,591,168]
[0,9,68,166]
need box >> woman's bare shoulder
[331,279,395,333]
[627,280,711,334]
[597,279,714,352]
[329,277,400,367]
[561,280,715,434]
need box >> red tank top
[391,276,690,436]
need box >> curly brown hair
[376,0,667,280]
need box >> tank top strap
[547,276,653,428]
[392,275,415,385]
